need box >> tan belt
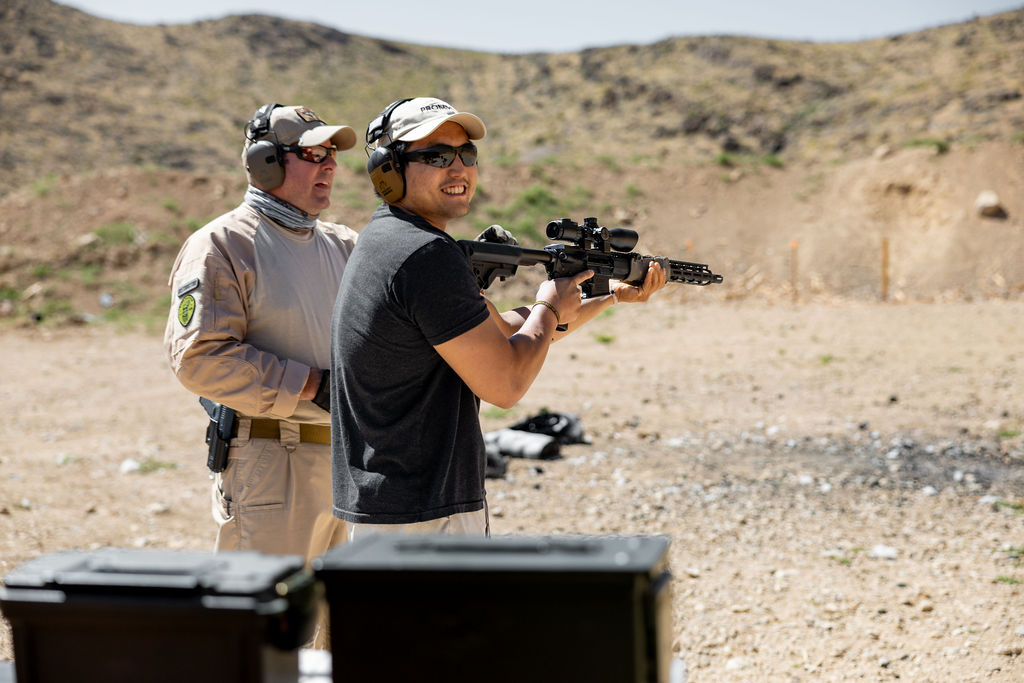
[237,419,331,445]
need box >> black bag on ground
[484,428,560,461]
[508,412,587,444]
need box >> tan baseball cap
[382,97,486,144]
[263,105,357,150]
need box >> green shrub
[94,222,136,246]
[32,174,57,197]
[79,263,103,287]
[595,154,620,172]
[714,152,736,167]
[903,137,949,154]
[481,406,514,420]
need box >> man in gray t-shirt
[330,97,666,538]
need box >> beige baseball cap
[381,97,486,144]
[262,105,357,150]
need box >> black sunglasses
[281,144,337,164]
[403,143,478,168]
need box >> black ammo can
[0,548,317,683]
[313,534,673,683]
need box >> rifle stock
[459,240,553,290]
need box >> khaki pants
[211,419,345,649]
[346,504,489,541]
[211,428,345,558]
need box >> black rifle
[459,217,723,327]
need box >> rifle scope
[546,217,638,252]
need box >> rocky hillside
[2,0,1023,192]
[0,0,1022,326]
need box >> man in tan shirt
[164,104,357,566]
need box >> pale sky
[59,0,1022,53]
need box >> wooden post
[881,237,890,302]
[790,240,799,303]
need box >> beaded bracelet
[532,300,561,326]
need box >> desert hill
[0,0,1022,325]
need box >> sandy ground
[1,296,1023,680]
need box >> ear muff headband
[244,103,286,191]
[366,98,413,202]
[247,103,279,142]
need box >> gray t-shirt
[330,204,491,524]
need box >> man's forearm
[489,293,614,341]
[551,293,615,339]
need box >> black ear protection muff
[365,98,413,202]
[244,103,286,191]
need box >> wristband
[532,300,561,326]
[610,290,619,304]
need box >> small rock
[725,657,748,671]
[975,190,1008,219]
[120,458,141,474]
[869,544,899,560]
[73,233,99,248]
[22,282,45,300]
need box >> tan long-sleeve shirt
[164,203,357,424]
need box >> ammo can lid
[1,548,307,599]
[314,534,670,575]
